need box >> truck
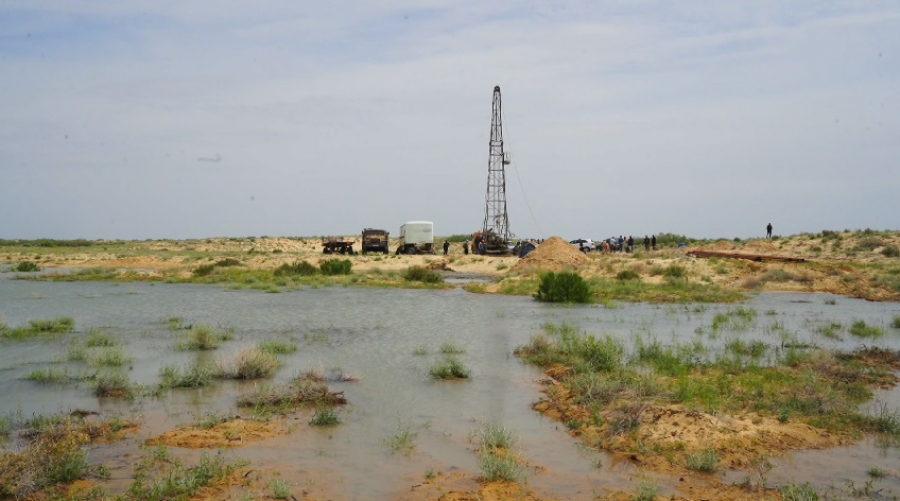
[396,221,434,255]
[361,228,390,254]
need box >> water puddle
[2,277,900,498]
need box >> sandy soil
[6,230,898,300]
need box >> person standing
[443,240,450,256]
[644,235,650,251]
[766,223,773,238]
[651,234,657,250]
[463,239,469,255]
[627,235,634,253]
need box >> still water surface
[2,275,900,498]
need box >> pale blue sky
[1,1,897,240]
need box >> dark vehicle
[361,228,390,254]
[322,238,355,255]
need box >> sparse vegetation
[429,356,471,379]
[309,407,341,426]
[403,265,443,283]
[217,346,281,379]
[384,421,418,455]
[319,258,352,275]
[274,260,318,276]
[848,319,884,338]
[175,325,232,350]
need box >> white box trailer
[397,221,434,254]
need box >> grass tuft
[429,356,471,379]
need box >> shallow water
[2,274,900,498]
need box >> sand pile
[510,236,589,273]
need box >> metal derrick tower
[482,85,511,250]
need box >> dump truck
[396,221,434,255]
[361,228,390,254]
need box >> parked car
[570,238,594,253]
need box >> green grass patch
[848,320,884,338]
[429,356,471,379]
[1,316,75,339]
[257,339,298,354]
[174,325,232,350]
[309,407,341,426]
[685,449,718,472]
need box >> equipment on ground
[361,228,390,254]
[481,85,514,255]
[322,238,355,255]
[396,221,434,255]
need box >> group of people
[597,235,657,253]
[459,236,486,255]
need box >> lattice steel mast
[482,85,511,246]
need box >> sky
[1,1,898,241]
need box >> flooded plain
[2,272,900,499]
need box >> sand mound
[510,236,589,273]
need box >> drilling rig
[477,85,514,255]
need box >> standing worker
[463,239,469,255]
[651,234,657,250]
[644,235,650,251]
[443,240,450,256]
[766,223,773,238]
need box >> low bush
[616,270,640,281]
[686,449,718,472]
[14,261,40,272]
[320,259,352,275]
[309,407,341,426]
[403,266,443,283]
[535,271,592,303]
[662,265,688,279]
[883,245,900,258]
[217,346,281,379]
[274,261,318,277]
[192,264,216,277]
[430,356,471,379]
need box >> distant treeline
[0,239,96,247]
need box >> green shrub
[535,271,592,303]
[274,261,318,276]
[94,374,133,397]
[176,325,228,350]
[403,265,443,283]
[14,261,40,272]
[159,362,217,388]
[320,259,352,275]
[480,452,521,482]
[662,265,687,279]
[616,270,640,281]
[192,264,216,277]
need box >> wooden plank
[688,249,806,263]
